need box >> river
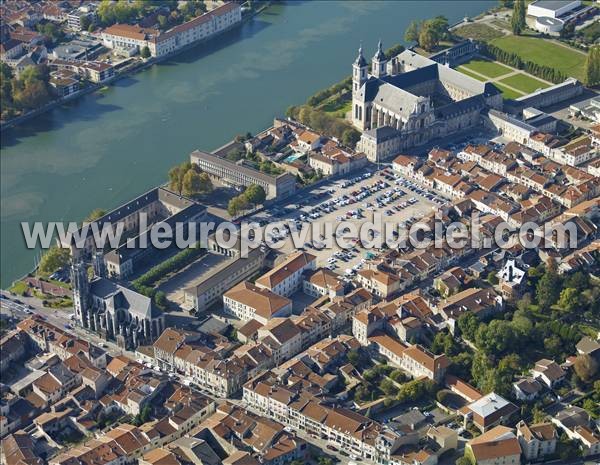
[0,0,493,288]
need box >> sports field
[489,35,586,81]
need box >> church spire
[371,39,388,78]
[354,44,367,67]
[373,39,386,61]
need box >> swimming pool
[283,152,304,163]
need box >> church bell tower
[371,40,387,78]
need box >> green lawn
[490,35,586,81]
[454,23,505,41]
[456,67,488,82]
[493,83,524,100]
[499,73,550,94]
[459,59,513,78]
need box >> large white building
[353,42,502,162]
[101,2,241,57]
[527,0,581,19]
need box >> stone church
[71,259,165,349]
[353,42,503,161]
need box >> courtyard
[457,57,551,100]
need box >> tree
[244,184,266,206]
[85,208,107,222]
[182,170,201,196]
[347,349,360,366]
[573,354,598,383]
[140,46,151,59]
[557,287,579,313]
[536,265,561,311]
[38,246,70,275]
[455,456,474,465]
[198,172,213,193]
[419,24,438,52]
[583,45,600,87]
[487,270,499,285]
[316,458,333,465]
[511,0,526,35]
[341,128,360,148]
[404,20,420,43]
[429,16,450,41]
[168,163,187,194]
[80,15,92,31]
[380,378,397,396]
[227,195,249,217]
[458,312,480,341]
[158,14,168,30]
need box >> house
[356,268,401,298]
[352,308,386,345]
[427,426,458,454]
[303,269,345,298]
[295,129,322,151]
[576,336,600,359]
[400,344,449,383]
[572,425,600,456]
[1,432,43,465]
[223,281,292,325]
[531,359,566,388]
[433,267,466,297]
[445,375,483,403]
[513,378,543,402]
[255,252,316,297]
[516,421,557,461]
[464,393,518,432]
[466,425,521,465]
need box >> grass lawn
[456,67,488,82]
[499,73,550,94]
[493,82,524,100]
[321,98,351,118]
[459,59,512,78]
[8,281,29,296]
[490,35,586,80]
[454,23,505,41]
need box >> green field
[458,59,512,78]
[493,83,523,100]
[499,73,550,94]
[490,35,586,81]
[456,67,488,82]
[454,23,505,41]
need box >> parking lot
[249,166,447,280]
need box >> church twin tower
[352,41,388,128]
[352,40,387,93]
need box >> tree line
[482,43,568,84]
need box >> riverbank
[1,1,496,289]
[0,3,270,132]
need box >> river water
[0,1,493,288]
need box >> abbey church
[353,42,503,161]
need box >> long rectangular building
[190,150,296,200]
[101,2,241,58]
